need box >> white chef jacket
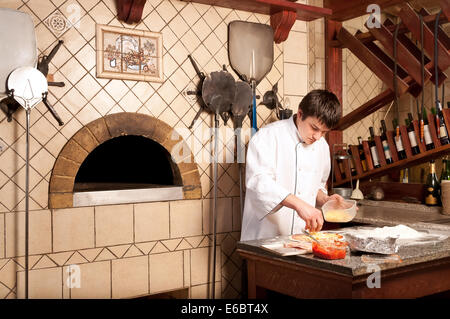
[240,116,330,241]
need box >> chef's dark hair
[298,89,341,129]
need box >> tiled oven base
[0,199,243,299]
[0,232,242,299]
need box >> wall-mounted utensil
[228,21,274,134]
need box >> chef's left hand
[326,194,344,203]
[325,194,359,210]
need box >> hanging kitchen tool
[7,66,49,300]
[419,14,426,143]
[201,70,235,299]
[259,82,293,120]
[37,40,66,88]
[231,81,252,221]
[228,21,274,134]
[393,22,401,140]
[0,8,37,121]
[186,54,208,129]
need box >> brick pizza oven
[49,112,202,209]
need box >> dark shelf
[181,0,332,21]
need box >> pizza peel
[228,21,274,134]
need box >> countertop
[351,199,450,227]
[237,225,450,277]
[238,200,450,277]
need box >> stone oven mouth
[48,113,202,209]
[72,134,184,207]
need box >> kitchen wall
[0,0,309,298]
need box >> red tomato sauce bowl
[312,240,347,260]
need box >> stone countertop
[351,200,450,227]
[237,224,450,277]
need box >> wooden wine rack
[333,108,450,187]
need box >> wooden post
[326,19,343,191]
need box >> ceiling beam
[323,0,408,22]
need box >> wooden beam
[323,0,407,22]
[398,2,450,72]
[334,89,395,131]
[270,10,297,44]
[325,19,343,189]
[180,0,332,21]
[366,19,432,87]
[419,7,450,50]
[362,38,409,79]
[337,27,409,94]
[441,0,450,22]
[329,13,448,48]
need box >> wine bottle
[425,160,440,206]
[392,118,407,160]
[440,156,450,182]
[422,109,435,150]
[357,136,368,172]
[436,101,449,145]
[380,120,393,164]
[347,148,357,176]
[406,114,420,155]
[368,127,381,168]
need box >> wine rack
[333,108,450,187]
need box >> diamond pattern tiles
[341,15,386,146]
[0,0,284,211]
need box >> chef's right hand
[296,204,324,233]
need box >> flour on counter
[362,225,424,239]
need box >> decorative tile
[33,255,58,269]
[109,245,132,259]
[65,251,89,265]
[48,251,73,266]
[44,10,71,37]
[94,248,116,261]
[135,241,157,255]
[149,242,169,254]
[123,245,144,258]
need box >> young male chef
[240,89,343,241]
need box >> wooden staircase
[327,2,450,187]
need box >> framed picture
[96,24,163,82]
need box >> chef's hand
[281,194,324,232]
[296,203,324,233]
[326,193,344,203]
[325,194,358,210]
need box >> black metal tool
[187,54,208,129]
[0,96,20,122]
[42,92,64,126]
[37,40,63,76]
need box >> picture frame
[96,24,163,82]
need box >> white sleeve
[245,130,291,220]
[318,142,331,195]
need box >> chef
[241,89,343,241]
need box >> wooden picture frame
[96,24,163,82]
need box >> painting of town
[96,24,163,82]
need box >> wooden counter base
[238,249,450,299]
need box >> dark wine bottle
[392,118,407,160]
[368,127,381,168]
[407,114,420,155]
[425,160,440,206]
[380,120,393,164]
[348,150,357,176]
[422,109,435,150]
[436,102,450,145]
[357,136,368,172]
[440,155,450,182]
